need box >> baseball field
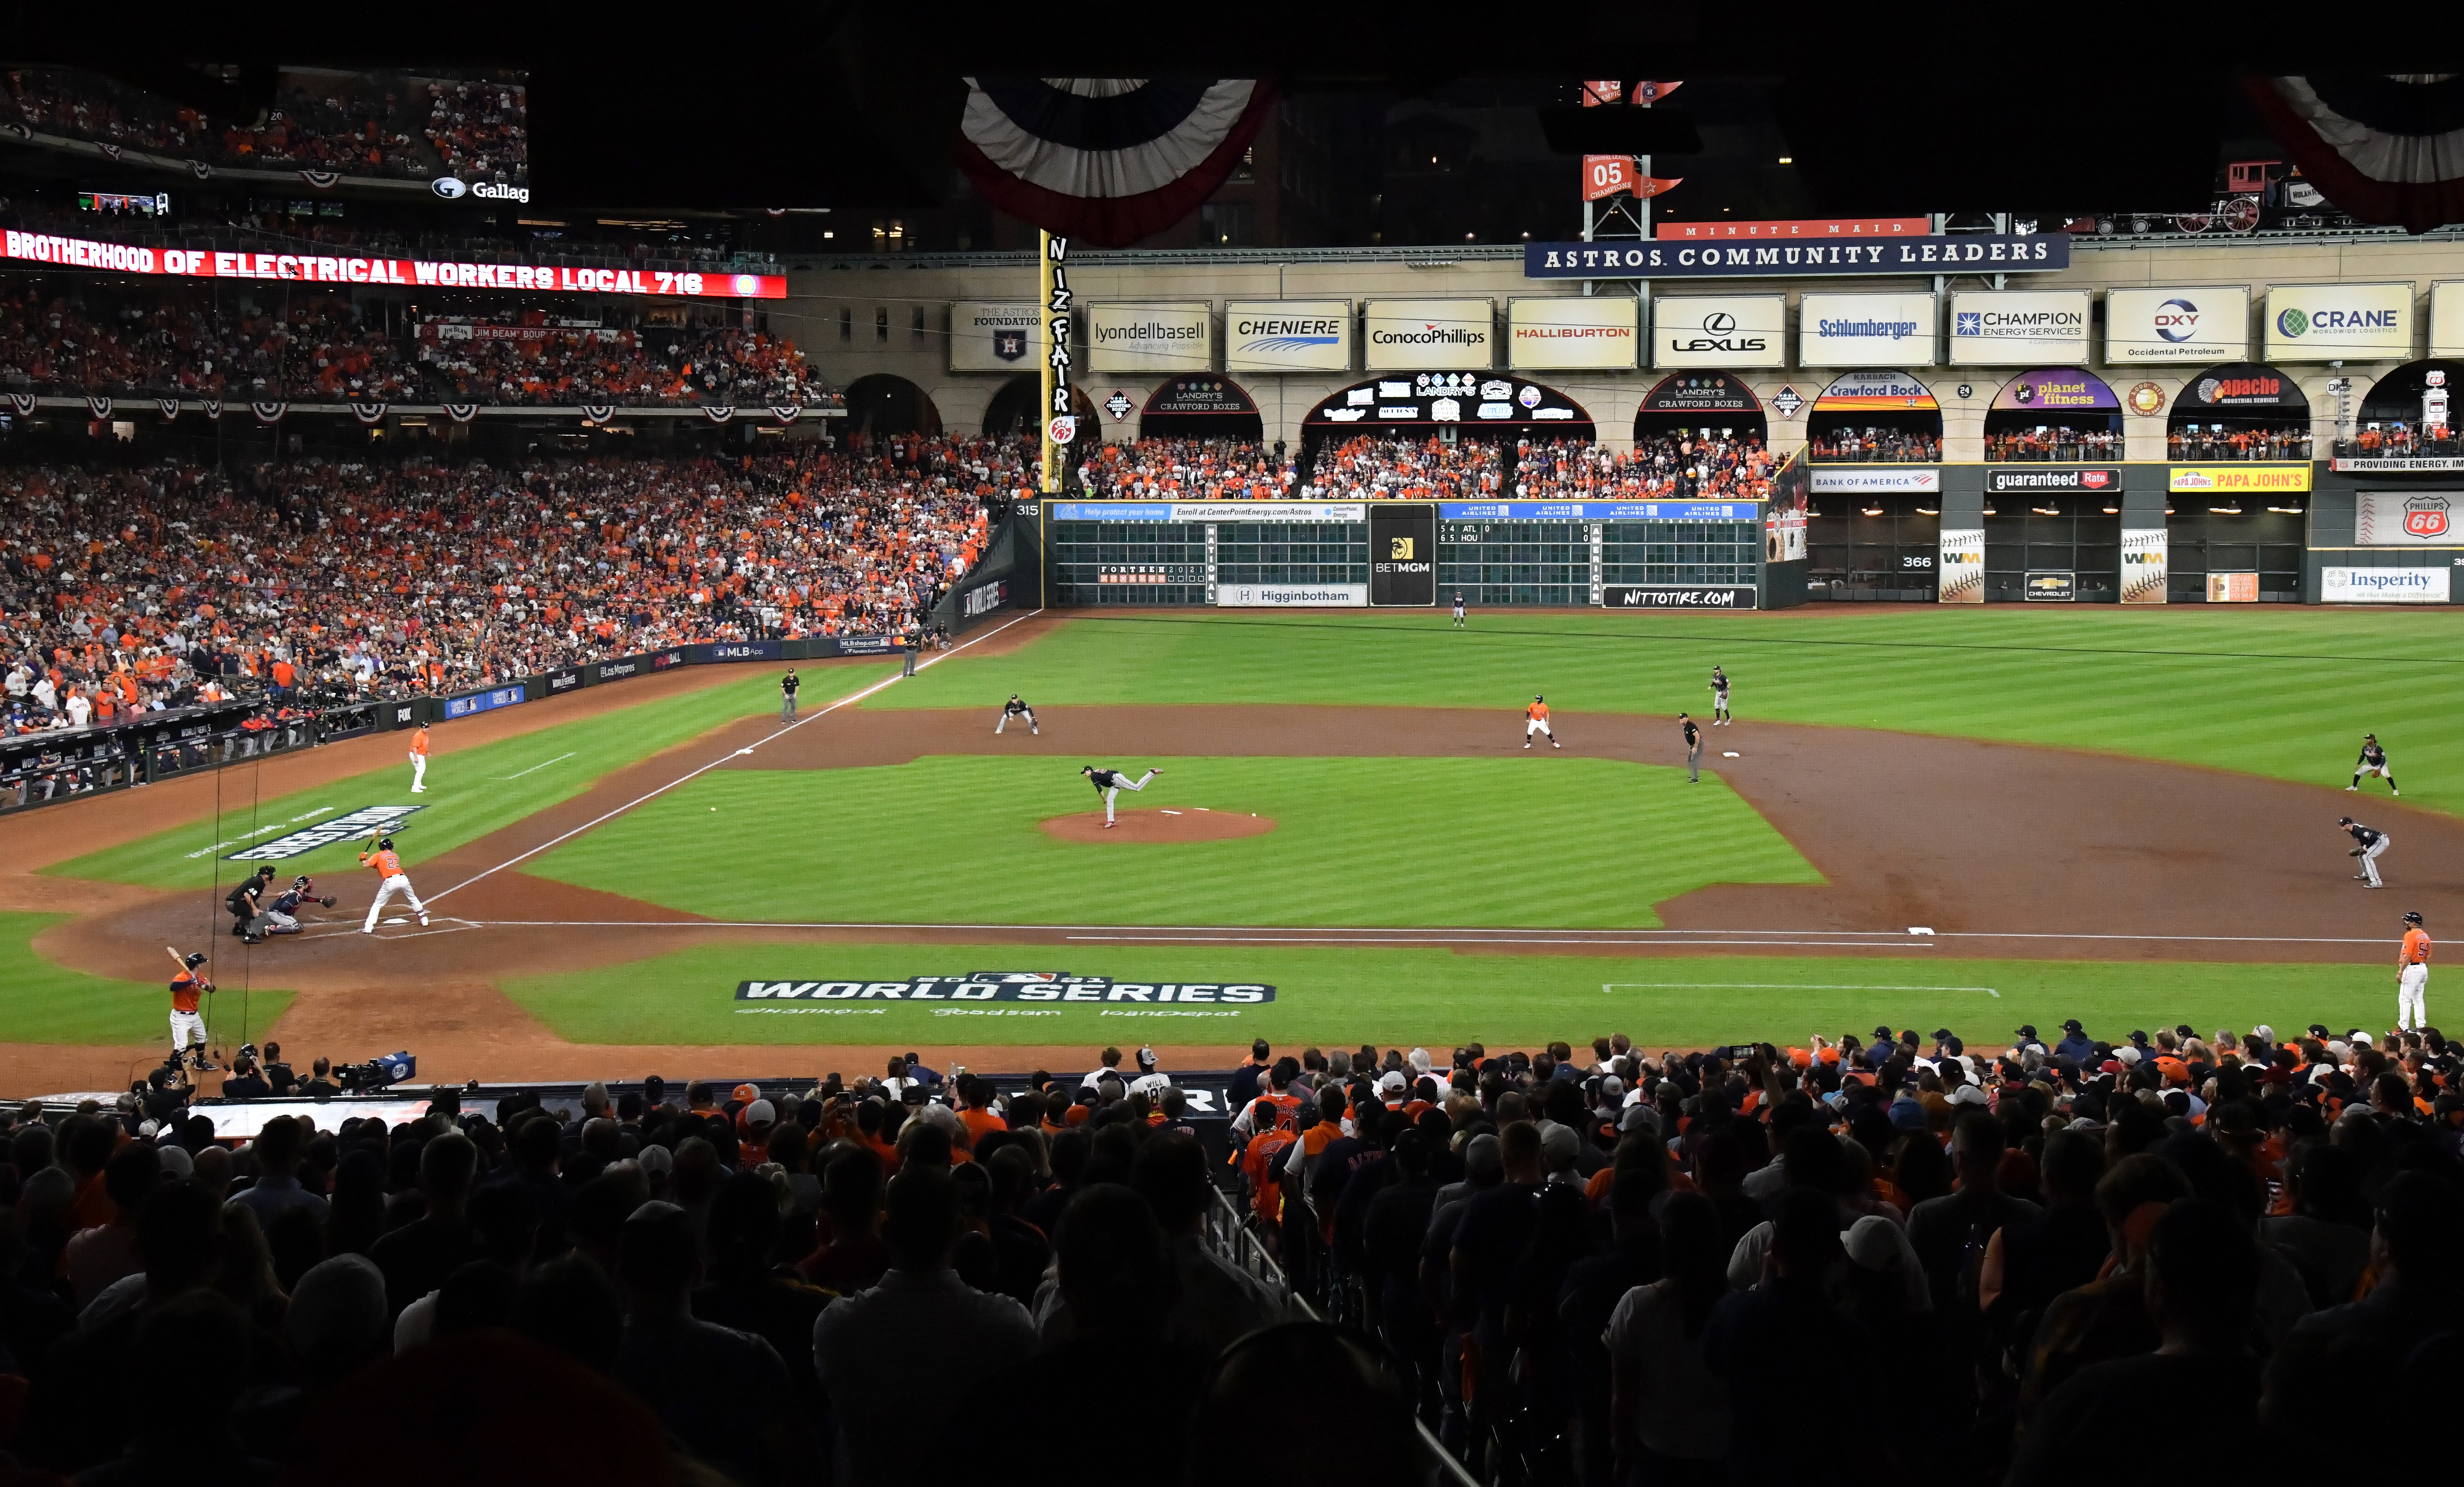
[5,605,2459,1094]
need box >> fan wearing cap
[2399,911,2431,1033]
[2052,1019,2094,1066]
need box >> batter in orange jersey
[2399,911,2431,1033]
[1523,694,1560,750]
[358,835,429,933]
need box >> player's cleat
[419,915,430,926]
[2391,789,2400,796]
[1103,822,1115,829]
[2347,785,2358,791]
[242,934,261,945]
[1523,742,1531,749]
[2356,874,2371,880]
[361,927,375,934]
[1552,742,1561,749]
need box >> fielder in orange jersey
[1523,694,1560,750]
[358,835,429,933]
[408,724,431,793]
[2400,910,2431,1032]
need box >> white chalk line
[1605,980,2000,997]
[424,609,1043,905]
[497,751,577,780]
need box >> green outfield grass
[5,913,293,1045]
[497,940,2400,1051]
[885,609,2463,813]
[47,667,896,890]
[527,754,1819,926]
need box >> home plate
[1723,751,1740,757]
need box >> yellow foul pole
[1039,230,1069,494]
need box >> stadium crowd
[1808,427,1943,462]
[0,439,1017,733]
[0,1013,2455,1483]
[1510,434,1779,501]
[3,66,513,184]
[1984,427,2124,462]
[2340,423,2456,458]
[1080,437,1294,499]
[2167,426,2315,461]
[0,284,834,408]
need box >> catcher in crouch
[239,875,336,942]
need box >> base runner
[2399,911,2431,1032]
[998,694,1038,734]
[166,950,217,1071]
[408,723,431,793]
[2348,733,2398,796]
[1081,765,1160,827]
[359,835,431,931]
[2339,816,2391,889]
[1711,666,1732,725]
[1524,695,1559,750]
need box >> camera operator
[301,1057,340,1100]
[261,1041,297,1096]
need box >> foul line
[425,610,1043,905]
[1605,980,1998,997]
[498,751,577,781]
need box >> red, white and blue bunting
[954,77,1276,247]
[2248,75,2464,232]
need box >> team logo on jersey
[2404,494,2452,538]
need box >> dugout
[1632,372,1769,443]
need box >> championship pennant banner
[3,230,787,300]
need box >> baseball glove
[319,896,338,908]
[2349,848,2365,857]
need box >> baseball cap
[1845,1214,1902,1272]
[1540,1123,1580,1167]
[731,1083,761,1105]
[1888,1098,1930,1134]
[2116,1047,2143,1066]
[1620,1105,1660,1135]
[1378,1070,1407,1094]
[2014,1025,2039,1041]
[1136,1046,1158,1069]
[744,1099,776,1126]
[2062,1018,2084,1033]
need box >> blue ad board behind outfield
[1439,500,1758,521]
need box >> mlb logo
[993,330,1027,361]
[1955,312,1982,336]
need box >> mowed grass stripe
[497,941,2396,1051]
[47,669,894,891]
[4,912,294,1045]
[526,755,1820,928]
[884,610,2460,813]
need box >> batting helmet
[2405,911,2425,926]
[378,836,396,850]
[182,951,207,968]
[1534,694,1544,702]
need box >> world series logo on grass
[735,974,1275,1004]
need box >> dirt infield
[1039,808,1276,843]
[10,675,2460,1091]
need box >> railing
[2333,435,2462,460]
[1204,1186,1480,1487]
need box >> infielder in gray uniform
[1082,765,1160,827]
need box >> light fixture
[2165,507,2175,514]
[2268,506,2303,514]
[2210,504,2243,514]
[1778,156,1793,164]
[2102,505,2119,514]
[1915,506,1939,515]
[1862,505,1884,516]
[1982,505,1997,515]
[2034,505,2060,515]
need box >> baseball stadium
[2,27,2463,1487]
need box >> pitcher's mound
[1040,808,1277,843]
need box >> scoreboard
[1043,499,1765,608]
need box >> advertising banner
[735,974,1275,1004]
[1088,303,1213,373]
[1602,585,1756,609]
[691,640,785,663]
[443,683,525,719]
[1641,371,1763,413]
[1938,528,1985,603]
[1991,368,2122,412]
[1948,290,2092,365]
[1144,375,1256,416]
[1304,375,1587,430]
[0,230,784,298]
[1986,467,2122,495]
[2356,491,2460,545]
[2263,283,2414,362]
[1799,293,1938,367]
[2322,566,2452,603]
[949,302,1043,372]
[1441,500,1759,520]
[588,653,657,685]
[1650,295,1786,368]
[2179,363,2306,413]
[2168,465,2312,493]
[1369,505,1439,606]
[1657,217,1933,240]
[2121,528,2168,603]
[1215,583,1370,607]
[1508,297,1639,370]
[2105,287,2252,363]
[1525,235,2067,280]
[537,666,584,697]
[1813,368,1939,411]
[834,635,904,656]
[1811,467,1940,493]
[1224,301,1353,373]
[2023,571,2077,602]
[2436,283,2464,359]
[2207,572,2259,602]
[1363,300,1495,369]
